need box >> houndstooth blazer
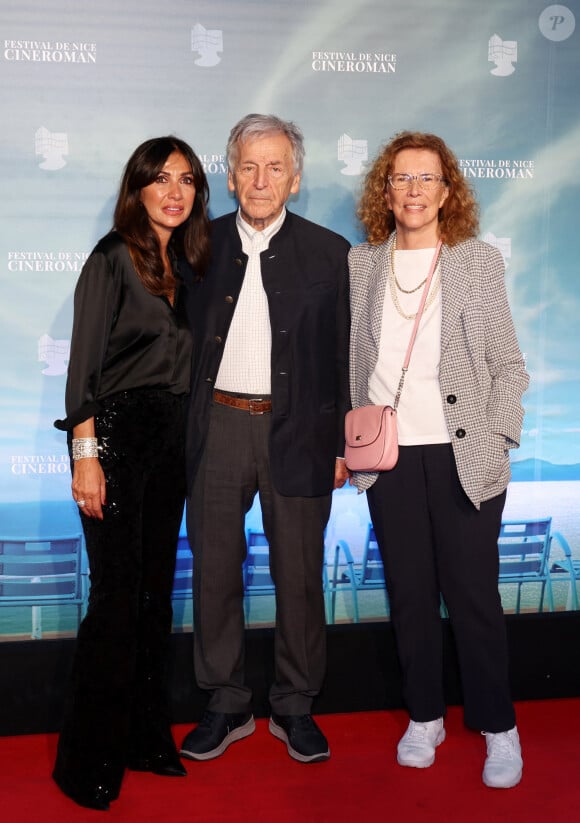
[348,234,529,509]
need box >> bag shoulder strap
[393,239,442,410]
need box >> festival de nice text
[312,52,396,72]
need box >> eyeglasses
[387,173,446,191]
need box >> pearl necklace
[389,235,442,320]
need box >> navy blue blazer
[185,210,350,497]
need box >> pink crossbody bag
[345,240,442,472]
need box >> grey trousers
[187,399,332,715]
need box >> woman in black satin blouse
[52,136,210,811]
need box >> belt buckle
[248,398,264,416]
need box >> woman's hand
[71,419,106,519]
[72,457,107,520]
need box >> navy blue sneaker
[180,710,255,761]
[269,714,330,763]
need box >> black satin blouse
[55,231,192,431]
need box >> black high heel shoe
[53,754,124,811]
[127,717,188,776]
[127,747,187,776]
[53,765,111,811]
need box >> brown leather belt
[213,390,272,415]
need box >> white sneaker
[397,718,445,768]
[482,726,523,788]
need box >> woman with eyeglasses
[347,132,529,788]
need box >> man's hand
[333,458,351,489]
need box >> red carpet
[0,699,577,822]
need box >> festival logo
[312,51,396,73]
[191,23,223,67]
[488,34,517,76]
[539,4,575,41]
[199,154,228,174]
[10,454,71,476]
[338,134,368,176]
[459,158,534,179]
[3,39,96,62]
[482,232,511,267]
[35,127,68,170]
[38,334,70,376]
[7,251,89,272]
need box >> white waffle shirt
[215,208,286,395]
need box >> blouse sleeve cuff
[54,400,102,431]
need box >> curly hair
[357,131,479,246]
[114,136,210,295]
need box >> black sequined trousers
[54,389,187,796]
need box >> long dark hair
[114,136,210,294]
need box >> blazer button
[455,428,466,439]
[225,295,234,303]
[446,394,457,404]
[214,336,222,344]
[205,377,214,384]
[234,258,243,266]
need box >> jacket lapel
[440,243,470,355]
[367,236,394,353]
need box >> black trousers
[187,399,331,715]
[367,443,516,733]
[54,389,187,787]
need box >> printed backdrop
[1,0,579,636]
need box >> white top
[368,247,450,445]
[215,208,286,394]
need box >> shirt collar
[236,207,286,248]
